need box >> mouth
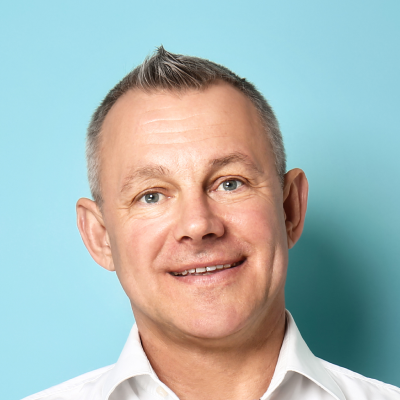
[169,258,246,277]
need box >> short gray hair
[87,46,286,205]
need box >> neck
[136,306,286,400]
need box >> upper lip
[168,257,245,273]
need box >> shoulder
[319,358,400,399]
[21,364,115,400]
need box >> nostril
[179,232,220,243]
[174,209,225,242]
[202,232,219,240]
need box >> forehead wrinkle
[140,114,204,126]
[139,134,231,146]
[138,123,227,137]
[120,164,171,194]
[138,104,207,122]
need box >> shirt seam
[22,365,115,400]
[320,360,400,393]
[288,369,344,400]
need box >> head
[77,47,308,343]
[86,46,286,207]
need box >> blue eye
[218,180,242,191]
[141,193,161,203]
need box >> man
[24,47,400,400]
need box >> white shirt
[23,311,400,400]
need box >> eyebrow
[120,164,171,194]
[120,152,263,194]
[210,152,264,175]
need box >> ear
[282,168,308,249]
[76,198,115,271]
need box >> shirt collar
[264,310,346,400]
[102,324,155,399]
[103,311,346,400]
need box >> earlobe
[76,198,115,271]
[282,169,308,249]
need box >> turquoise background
[1,1,399,398]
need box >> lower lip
[170,259,246,285]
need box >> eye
[139,192,165,204]
[217,179,243,192]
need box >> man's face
[99,83,289,340]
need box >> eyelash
[215,178,244,191]
[136,188,167,204]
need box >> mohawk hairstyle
[87,46,286,205]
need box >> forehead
[102,83,263,142]
[99,83,273,194]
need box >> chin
[177,308,253,341]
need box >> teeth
[171,262,240,276]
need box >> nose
[173,193,225,243]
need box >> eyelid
[215,178,245,191]
[136,189,167,203]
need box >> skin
[77,82,308,400]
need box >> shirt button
[156,386,168,397]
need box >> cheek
[223,198,289,289]
[224,198,285,246]
[120,215,170,259]
[109,215,172,295]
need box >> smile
[170,259,245,277]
